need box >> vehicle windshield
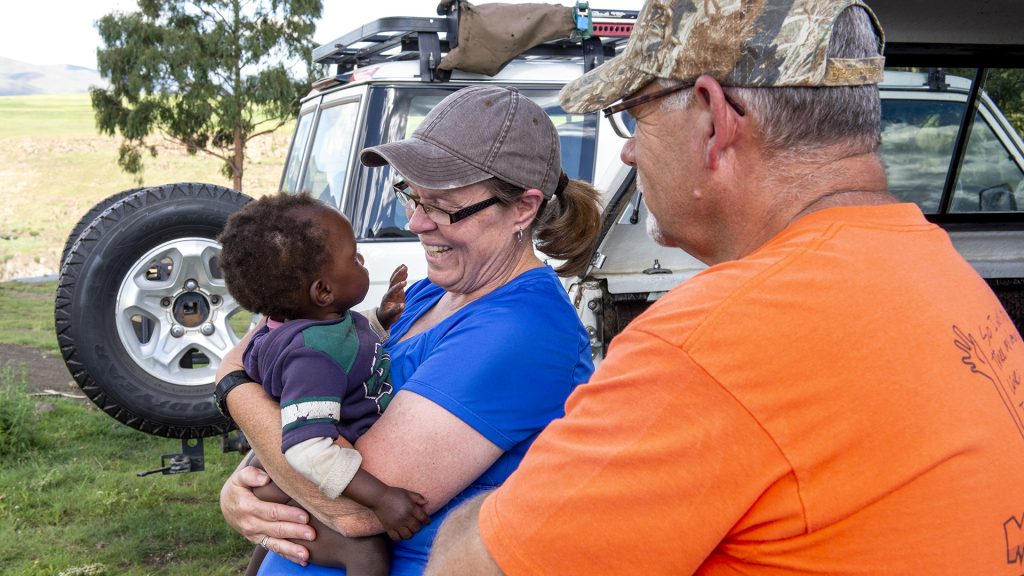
[282,85,598,240]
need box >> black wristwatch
[214,370,252,420]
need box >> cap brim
[558,54,656,114]
[360,135,492,190]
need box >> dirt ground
[0,342,87,401]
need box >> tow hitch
[136,431,249,477]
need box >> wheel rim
[115,237,254,387]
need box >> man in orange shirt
[425,0,1024,574]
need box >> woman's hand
[220,463,316,566]
[376,264,408,330]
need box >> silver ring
[259,535,270,550]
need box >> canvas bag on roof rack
[437,0,576,75]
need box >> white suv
[55,4,1024,444]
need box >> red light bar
[593,22,633,37]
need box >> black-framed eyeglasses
[601,81,747,139]
[393,180,502,226]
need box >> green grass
[0,94,101,139]
[0,279,256,573]
[0,90,293,573]
[0,281,59,354]
[0,282,260,574]
[0,366,252,574]
[0,92,290,282]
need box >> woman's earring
[516,227,524,244]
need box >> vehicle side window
[950,110,1024,212]
[301,100,360,210]
[880,98,963,213]
[881,68,1024,214]
[280,111,314,194]
[950,68,1024,213]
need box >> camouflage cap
[560,0,885,114]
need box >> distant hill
[0,57,105,96]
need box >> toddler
[217,193,427,575]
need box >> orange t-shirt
[480,204,1024,575]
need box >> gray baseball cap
[360,86,562,198]
[560,0,885,114]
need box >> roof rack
[312,2,637,84]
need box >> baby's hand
[371,486,430,540]
[376,264,408,330]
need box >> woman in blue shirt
[218,86,602,574]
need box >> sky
[0,0,645,70]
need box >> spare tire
[55,183,254,438]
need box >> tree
[983,69,1024,137]
[945,68,1024,136]
[91,0,322,192]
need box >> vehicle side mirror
[979,184,1018,212]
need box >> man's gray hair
[733,6,882,160]
[657,6,881,161]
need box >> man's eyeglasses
[393,180,501,226]
[602,81,746,139]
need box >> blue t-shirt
[258,266,593,575]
